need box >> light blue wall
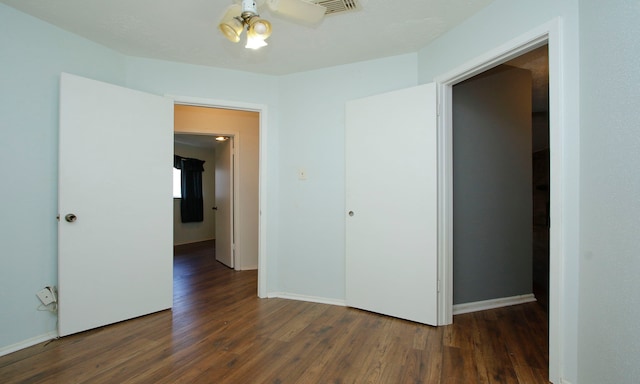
[276,54,418,300]
[0,3,127,350]
[0,3,280,351]
[1,3,417,352]
[124,57,278,104]
[416,1,580,382]
[578,1,640,383]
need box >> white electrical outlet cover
[37,288,54,305]
[47,286,57,302]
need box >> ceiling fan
[218,0,328,49]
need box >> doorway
[436,22,563,382]
[173,133,236,269]
[173,135,218,250]
[451,45,549,312]
[173,105,260,273]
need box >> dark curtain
[174,155,206,223]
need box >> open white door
[215,138,234,268]
[58,73,173,337]
[345,83,438,325]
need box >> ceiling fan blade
[266,0,327,25]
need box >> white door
[58,73,173,337]
[345,83,438,325]
[215,138,234,268]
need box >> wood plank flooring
[0,241,549,383]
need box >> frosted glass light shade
[218,4,244,42]
[247,16,272,39]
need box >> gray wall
[452,66,533,304]
[578,0,640,382]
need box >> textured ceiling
[1,0,495,75]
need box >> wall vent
[314,0,361,16]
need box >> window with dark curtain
[174,155,206,223]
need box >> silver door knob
[65,214,77,223]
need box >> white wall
[173,142,216,246]
[578,1,640,383]
[276,54,419,300]
[416,1,580,381]
[0,3,128,353]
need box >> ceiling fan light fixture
[218,4,244,42]
[247,16,272,39]
[219,0,326,49]
[244,14,271,49]
[219,21,244,43]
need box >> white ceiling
[175,133,223,149]
[1,0,495,75]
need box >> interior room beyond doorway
[173,105,260,272]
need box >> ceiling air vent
[314,0,362,16]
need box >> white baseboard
[268,292,346,307]
[0,331,58,357]
[236,264,258,271]
[268,293,536,314]
[453,293,537,315]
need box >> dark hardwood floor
[0,241,549,383]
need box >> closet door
[345,83,438,325]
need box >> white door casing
[435,20,562,382]
[58,73,173,337]
[170,96,266,295]
[345,83,439,325]
[215,138,234,268]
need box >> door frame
[434,19,563,382]
[169,95,268,298]
[174,133,235,266]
